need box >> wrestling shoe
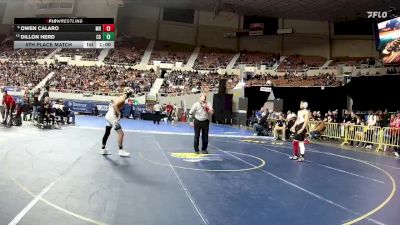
[394,152,399,158]
[100,149,112,155]
[289,155,298,160]
[201,150,209,154]
[118,150,131,157]
[297,156,305,162]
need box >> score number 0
[102,24,115,32]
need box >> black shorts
[293,123,307,141]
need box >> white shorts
[105,110,121,130]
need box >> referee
[189,94,214,154]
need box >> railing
[309,121,400,151]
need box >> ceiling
[126,0,400,21]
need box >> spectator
[253,112,268,136]
[273,114,286,141]
[392,112,400,157]
[364,111,377,149]
[32,88,41,121]
[309,117,326,140]
[2,90,16,126]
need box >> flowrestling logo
[367,11,388,18]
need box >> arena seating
[0,61,52,88]
[10,49,52,61]
[330,56,373,66]
[58,49,101,61]
[236,52,279,67]
[151,41,193,65]
[104,37,148,65]
[194,47,236,70]
[0,36,397,95]
[0,38,15,59]
[245,72,342,87]
[48,65,157,95]
[159,71,238,96]
[278,55,327,70]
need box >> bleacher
[151,41,193,65]
[194,47,235,70]
[104,37,149,65]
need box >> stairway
[97,49,110,62]
[140,40,155,65]
[321,59,333,68]
[150,78,165,94]
[35,72,55,90]
[272,56,286,70]
[44,48,61,60]
[184,46,200,69]
[226,53,241,70]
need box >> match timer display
[14,18,115,49]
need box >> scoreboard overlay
[14,18,115,49]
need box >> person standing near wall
[153,101,161,125]
[32,88,41,121]
[189,94,214,154]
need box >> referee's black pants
[194,119,209,152]
[153,111,160,124]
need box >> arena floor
[0,116,399,225]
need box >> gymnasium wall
[283,19,330,35]
[117,4,159,39]
[283,35,330,57]
[197,25,237,50]
[73,0,119,21]
[158,21,196,45]
[239,36,281,53]
[1,1,35,24]
[116,5,379,58]
[197,11,239,50]
[331,38,379,58]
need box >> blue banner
[65,100,146,116]
[10,95,146,116]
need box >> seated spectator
[331,56,373,66]
[48,65,157,95]
[59,49,100,61]
[21,101,32,121]
[309,117,326,140]
[278,55,326,70]
[273,114,286,141]
[39,97,55,126]
[236,52,279,68]
[160,70,238,95]
[0,62,52,88]
[104,37,148,65]
[13,103,23,126]
[151,41,193,65]
[194,47,235,70]
[245,72,342,87]
[253,112,268,136]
